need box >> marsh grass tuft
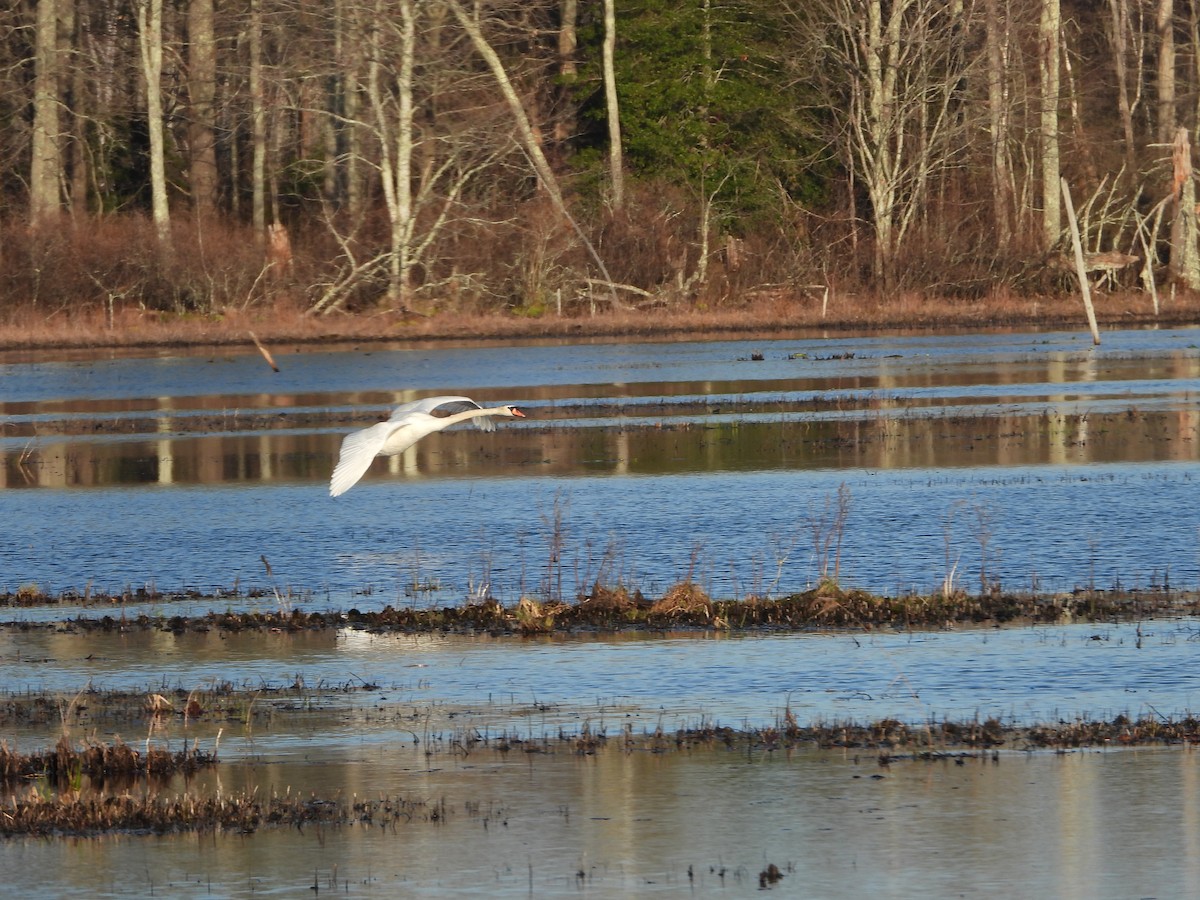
[649,581,713,619]
[4,582,1197,636]
[0,784,436,837]
[0,734,216,787]
[514,597,568,635]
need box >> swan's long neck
[440,406,506,427]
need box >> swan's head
[504,406,527,418]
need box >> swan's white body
[329,395,525,497]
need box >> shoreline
[0,289,1194,355]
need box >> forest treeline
[3,0,1200,324]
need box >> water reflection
[2,744,1199,897]
[5,330,1200,600]
[7,405,1200,490]
[4,622,1197,730]
[6,328,1200,491]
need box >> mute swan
[329,395,526,497]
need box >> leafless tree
[785,0,979,286]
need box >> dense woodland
[4,0,1200,325]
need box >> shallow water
[6,328,1200,897]
[4,745,1200,897]
[4,327,1200,606]
[4,622,1199,740]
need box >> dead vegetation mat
[0,786,432,838]
[4,583,1197,635]
[0,734,215,786]
[2,710,1198,837]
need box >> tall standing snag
[1060,177,1102,345]
[1168,127,1200,289]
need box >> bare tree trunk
[1169,127,1200,286]
[790,0,972,287]
[1192,0,1200,132]
[64,0,89,215]
[343,0,364,219]
[187,0,218,216]
[31,0,62,226]
[1059,25,1097,184]
[554,0,578,143]
[366,0,417,307]
[1060,178,1102,345]
[445,0,619,304]
[1039,0,1062,251]
[323,0,346,207]
[864,0,899,281]
[602,0,624,209]
[137,0,171,248]
[250,0,267,234]
[1157,0,1176,144]
[1108,0,1138,173]
[985,0,1012,246]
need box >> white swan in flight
[329,395,526,497]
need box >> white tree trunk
[250,0,267,234]
[1039,0,1062,251]
[137,0,171,248]
[602,0,624,209]
[446,0,620,304]
[985,0,1013,245]
[367,0,417,307]
[30,0,62,226]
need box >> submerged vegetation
[1,693,1197,838]
[0,780,434,838]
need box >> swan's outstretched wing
[330,422,393,497]
[388,396,495,432]
[387,396,476,420]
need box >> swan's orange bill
[512,408,527,417]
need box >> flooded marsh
[5,327,1200,895]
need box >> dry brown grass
[0,277,1190,356]
[649,581,713,618]
[0,734,216,785]
[577,583,642,613]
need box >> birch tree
[602,0,624,209]
[445,0,618,303]
[249,0,267,233]
[368,0,417,305]
[984,0,1013,246]
[136,0,171,247]
[311,0,519,314]
[1039,0,1061,250]
[789,0,976,286]
[186,0,218,216]
[30,0,62,226]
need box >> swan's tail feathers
[329,423,391,497]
